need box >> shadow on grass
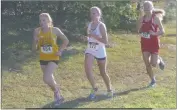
[42,97,90,108]
[41,86,148,108]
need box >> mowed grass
[1,23,176,109]
[161,20,176,45]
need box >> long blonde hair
[143,1,165,21]
[39,13,53,27]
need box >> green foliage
[102,2,137,32]
[2,1,137,39]
[163,2,176,23]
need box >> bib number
[88,42,98,50]
[41,45,53,54]
[141,32,150,39]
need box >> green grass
[164,21,176,36]
[2,23,176,109]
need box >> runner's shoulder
[34,27,41,35]
[99,21,106,29]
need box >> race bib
[88,42,99,51]
[41,45,53,54]
[141,32,150,39]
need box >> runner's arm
[154,16,165,36]
[137,16,143,33]
[89,23,108,44]
[54,27,69,52]
[32,28,39,51]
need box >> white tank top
[87,22,105,46]
[85,22,107,58]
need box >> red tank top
[140,14,160,50]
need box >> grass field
[1,21,176,109]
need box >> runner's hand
[81,36,88,42]
[149,30,157,36]
[34,36,39,43]
[56,50,62,56]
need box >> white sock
[157,58,160,64]
[149,56,151,62]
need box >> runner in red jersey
[140,13,160,54]
[137,1,165,87]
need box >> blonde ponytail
[153,8,165,21]
[143,1,165,21]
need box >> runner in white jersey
[85,22,107,58]
[84,6,113,100]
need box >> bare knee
[145,63,151,68]
[146,63,152,71]
[85,67,92,74]
[151,63,157,67]
[43,77,49,84]
[151,61,157,67]
[85,64,93,76]
[100,71,108,76]
[43,74,52,84]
